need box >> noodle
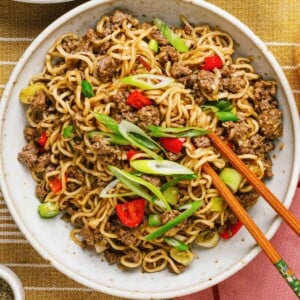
[17,10,282,274]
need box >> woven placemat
[0,1,299,299]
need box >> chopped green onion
[203,99,232,111]
[170,248,194,266]
[62,125,75,138]
[195,230,220,248]
[160,174,197,192]
[148,214,161,226]
[130,159,194,176]
[147,125,208,138]
[38,202,59,218]
[81,80,94,98]
[99,179,136,198]
[210,196,224,212]
[219,167,242,193]
[108,166,171,211]
[118,120,164,160]
[163,186,178,205]
[216,111,239,122]
[145,200,202,240]
[120,74,174,90]
[148,39,159,53]
[92,112,120,134]
[129,133,159,150]
[164,237,188,251]
[154,18,189,53]
[88,131,129,145]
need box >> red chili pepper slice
[37,132,48,147]
[115,198,145,228]
[159,137,185,154]
[126,90,152,109]
[220,220,243,239]
[49,178,63,194]
[137,56,152,71]
[201,55,223,71]
[126,149,140,160]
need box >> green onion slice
[81,80,94,98]
[108,166,171,211]
[216,111,239,122]
[170,248,194,266]
[154,18,189,53]
[93,112,120,134]
[129,133,159,150]
[88,131,130,146]
[38,202,59,218]
[147,125,208,138]
[62,125,75,138]
[148,39,159,53]
[130,159,194,176]
[160,174,197,192]
[148,214,161,226]
[209,196,224,212]
[164,237,189,251]
[120,74,174,90]
[163,186,178,205]
[195,230,220,248]
[219,167,242,193]
[145,200,202,240]
[118,120,164,160]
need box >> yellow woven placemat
[0,1,299,300]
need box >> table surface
[0,1,299,300]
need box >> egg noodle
[18,10,282,273]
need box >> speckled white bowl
[0,0,299,299]
[0,265,25,300]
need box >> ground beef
[121,250,141,264]
[23,126,38,142]
[253,80,277,111]
[18,142,38,169]
[141,174,161,187]
[192,136,211,148]
[31,90,46,112]
[110,10,138,26]
[161,210,180,225]
[170,62,192,78]
[221,76,246,93]
[97,56,118,83]
[61,35,79,53]
[179,70,215,92]
[80,226,103,248]
[137,105,161,129]
[223,208,238,225]
[258,108,282,139]
[165,151,184,161]
[34,152,51,173]
[236,190,260,209]
[158,46,179,65]
[35,182,48,201]
[75,28,97,52]
[67,166,85,182]
[97,41,112,55]
[223,120,249,142]
[104,248,123,265]
[150,29,169,46]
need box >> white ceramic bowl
[0,0,299,299]
[0,265,25,300]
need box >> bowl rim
[0,0,299,298]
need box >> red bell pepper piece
[137,56,152,71]
[159,137,185,154]
[126,149,140,160]
[201,55,223,71]
[115,198,145,228]
[37,132,48,147]
[126,90,152,109]
[220,220,243,239]
[49,177,63,194]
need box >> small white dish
[0,265,25,300]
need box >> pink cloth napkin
[176,184,300,300]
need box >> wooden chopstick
[202,162,300,297]
[208,132,300,236]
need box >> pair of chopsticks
[204,132,300,297]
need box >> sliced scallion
[160,174,197,192]
[62,125,75,138]
[147,125,208,138]
[38,202,59,218]
[164,237,188,251]
[148,39,159,53]
[81,80,94,98]
[163,186,179,206]
[120,74,174,90]
[219,167,242,193]
[154,18,189,53]
[170,248,194,266]
[216,111,239,122]
[148,214,161,226]
[209,196,224,212]
[108,166,171,211]
[195,230,220,248]
[145,200,202,240]
[130,159,194,176]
